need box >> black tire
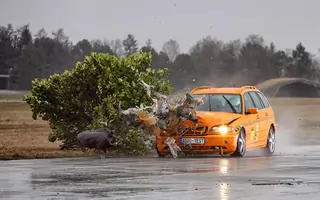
[156,148,167,158]
[265,126,276,155]
[230,128,246,157]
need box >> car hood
[194,111,242,127]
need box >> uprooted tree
[23,51,173,155]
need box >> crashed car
[155,85,277,157]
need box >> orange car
[155,86,277,157]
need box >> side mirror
[247,107,258,114]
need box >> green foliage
[115,128,152,156]
[23,51,173,155]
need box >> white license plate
[180,138,205,145]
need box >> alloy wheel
[238,130,246,155]
[268,127,276,153]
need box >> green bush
[24,51,173,155]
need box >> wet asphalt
[1,145,320,200]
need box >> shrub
[24,51,173,155]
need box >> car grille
[182,126,208,136]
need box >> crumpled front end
[156,111,242,156]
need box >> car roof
[190,86,259,95]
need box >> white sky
[1,0,320,54]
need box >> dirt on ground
[0,101,93,160]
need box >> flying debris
[118,77,205,158]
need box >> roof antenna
[233,84,236,87]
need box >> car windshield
[191,94,242,114]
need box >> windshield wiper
[222,95,237,113]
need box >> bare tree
[162,39,180,61]
[145,39,152,48]
[34,28,48,39]
[52,28,69,45]
[108,39,125,57]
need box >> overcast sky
[1,0,320,54]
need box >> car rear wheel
[230,128,246,157]
[265,126,275,155]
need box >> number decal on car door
[250,124,259,141]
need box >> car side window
[244,92,255,113]
[249,92,264,110]
[256,92,270,108]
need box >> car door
[243,92,259,149]
[248,91,266,148]
[256,91,273,141]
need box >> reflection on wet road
[2,147,320,200]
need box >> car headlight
[209,125,235,135]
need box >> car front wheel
[230,128,246,157]
[156,148,167,158]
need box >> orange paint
[156,86,277,157]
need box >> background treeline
[1,23,320,91]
